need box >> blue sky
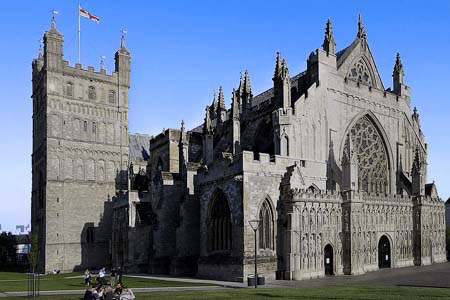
[1,1,449,232]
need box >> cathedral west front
[32,16,446,282]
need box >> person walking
[117,267,123,284]
[98,267,106,285]
[110,268,117,286]
[84,269,91,286]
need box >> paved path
[265,261,450,289]
[125,274,245,288]
[2,262,450,297]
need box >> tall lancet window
[66,82,74,97]
[207,190,232,252]
[88,86,96,100]
[259,199,274,250]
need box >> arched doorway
[324,244,334,275]
[378,235,391,268]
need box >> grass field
[4,286,450,300]
[0,272,214,293]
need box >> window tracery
[348,58,373,86]
[259,199,274,250]
[349,116,388,193]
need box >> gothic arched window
[259,199,274,250]
[282,135,289,156]
[88,86,96,100]
[109,90,116,104]
[157,157,164,172]
[207,190,232,252]
[346,115,389,193]
[66,82,74,97]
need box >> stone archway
[324,244,334,275]
[378,235,391,268]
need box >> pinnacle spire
[393,53,405,94]
[357,14,366,39]
[100,55,106,70]
[217,86,225,109]
[243,70,252,96]
[212,89,217,108]
[231,88,239,120]
[181,119,185,132]
[322,18,336,54]
[120,29,128,49]
[412,146,421,174]
[393,53,403,75]
[49,10,59,31]
[274,51,282,79]
[203,106,212,134]
[216,86,225,126]
[38,43,43,59]
[51,16,56,30]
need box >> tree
[28,227,39,273]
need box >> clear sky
[1,1,449,232]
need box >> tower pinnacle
[216,86,225,126]
[203,106,212,134]
[231,88,239,120]
[273,51,282,79]
[243,70,252,97]
[357,14,366,39]
[218,86,225,110]
[322,18,336,54]
[393,53,405,95]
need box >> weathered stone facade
[116,16,444,282]
[33,16,446,280]
[31,18,130,272]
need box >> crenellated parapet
[291,189,341,203]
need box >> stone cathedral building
[32,16,446,281]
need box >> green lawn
[4,286,450,300]
[0,272,214,293]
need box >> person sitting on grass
[119,286,135,300]
[103,285,114,300]
[114,282,123,298]
[84,269,92,286]
[83,287,95,300]
[92,285,104,300]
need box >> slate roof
[129,133,151,161]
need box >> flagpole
[78,0,81,63]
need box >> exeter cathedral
[31,15,446,281]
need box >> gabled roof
[336,37,385,90]
[425,182,438,198]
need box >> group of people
[84,267,123,286]
[83,282,135,300]
[83,267,134,300]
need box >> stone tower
[31,17,130,272]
